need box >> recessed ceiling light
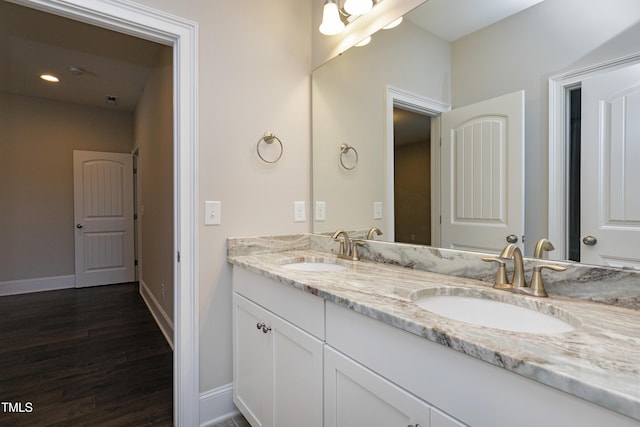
[40,74,60,83]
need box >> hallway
[0,283,173,426]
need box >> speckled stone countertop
[227,235,640,422]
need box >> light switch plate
[315,201,326,221]
[373,201,383,219]
[294,201,306,222]
[204,201,221,225]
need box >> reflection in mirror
[312,0,640,268]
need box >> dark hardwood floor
[0,283,173,426]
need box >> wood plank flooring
[0,283,173,426]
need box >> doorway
[393,107,432,245]
[13,0,198,424]
[549,55,640,268]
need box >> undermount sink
[412,288,576,334]
[281,259,347,272]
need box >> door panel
[581,63,640,267]
[441,91,525,252]
[73,150,134,287]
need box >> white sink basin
[281,261,347,272]
[413,291,575,334]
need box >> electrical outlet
[315,201,326,221]
[294,201,306,222]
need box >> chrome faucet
[331,229,352,259]
[367,227,382,240]
[499,243,526,290]
[533,238,555,259]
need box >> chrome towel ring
[257,132,283,163]
[340,144,358,170]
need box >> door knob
[506,234,518,243]
[582,235,597,246]
[76,224,84,229]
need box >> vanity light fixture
[344,0,373,16]
[40,74,60,83]
[354,36,371,47]
[319,0,383,36]
[319,0,345,35]
[383,16,402,29]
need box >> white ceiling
[0,1,165,111]
[407,0,545,41]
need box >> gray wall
[0,93,133,282]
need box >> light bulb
[355,36,371,47]
[319,0,345,35]
[383,17,403,30]
[344,0,373,16]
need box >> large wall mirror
[312,0,640,268]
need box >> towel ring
[257,132,283,163]
[340,144,358,170]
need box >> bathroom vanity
[228,234,640,427]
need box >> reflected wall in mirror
[312,0,640,267]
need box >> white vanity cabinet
[232,268,324,427]
[325,302,638,427]
[232,264,638,427]
[324,346,431,427]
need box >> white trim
[385,86,449,243]
[548,52,640,260]
[139,279,175,350]
[0,275,74,296]
[198,384,239,427]
[13,1,200,425]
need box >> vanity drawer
[232,266,325,339]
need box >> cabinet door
[233,294,273,427]
[431,408,467,427]
[271,308,324,427]
[324,346,430,427]
[234,293,324,427]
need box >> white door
[73,150,135,287]
[581,63,640,267]
[440,90,525,253]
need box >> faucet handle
[527,264,567,297]
[481,257,511,289]
[351,239,365,261]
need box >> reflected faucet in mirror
[367,227,382,240]
[533,239,555,259]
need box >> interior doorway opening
[567,87,582,262]
[393,107,432,245]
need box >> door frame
[385,86,449,244]
[548,52,640,260]
[13,0,199,425]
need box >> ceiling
[0,1,165,111]
[407,0,545,42]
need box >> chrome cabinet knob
[76,223,84,229]
[256,322,271,333]
[506,234,518,243]
[582,235,598,246]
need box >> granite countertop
[228,245,640,422]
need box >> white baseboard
[139,279,175,350]
[0,274,75,296]
[199,383,239,427]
